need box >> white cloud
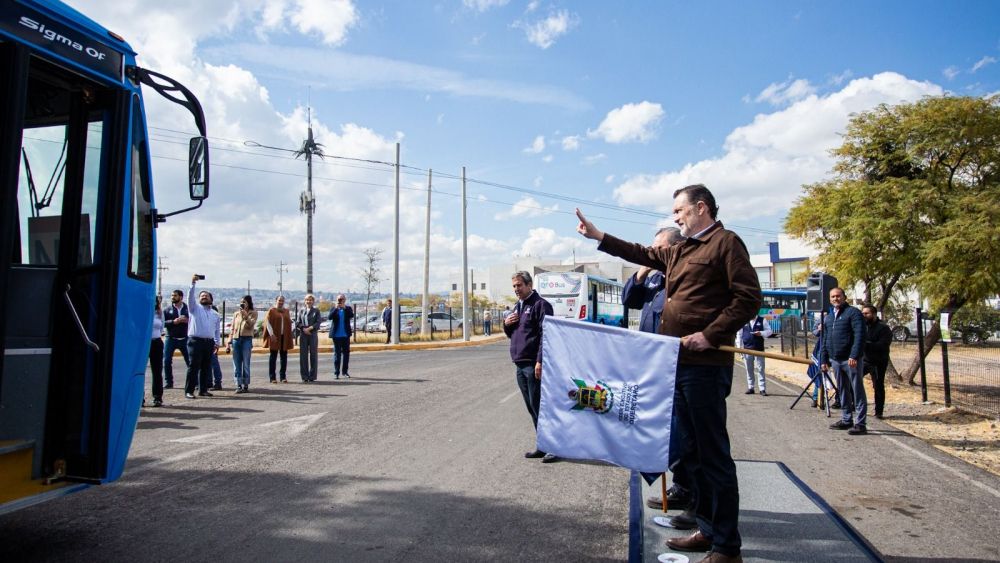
[561,135,581,151]
[288,0,358,45]
[943,66,961,80]
[612,72,944,221]
[463,0,509,11]
[542,154,554,163]
[754,77,816,106]
[523,135,546,154]
[204,43,590,110]
[829,70,853,86]
[63,0,508,293]
[494,197,559,220]
[526,1,540,13]
[517,228,588,259]
[588,101,664,144]
[972,56,997,73]
[515,10,579,49]
[533,176,543,188]
[582,153,606,165]
[604,175,616,184]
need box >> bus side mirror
[189,136,209,200]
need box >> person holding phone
[185,274,221,398]
[229,295,257,393]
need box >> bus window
[127,99,153,281]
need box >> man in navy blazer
[328,294,355,379]
[162,289,190,388]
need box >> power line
[143,129,785,236]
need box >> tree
[786,95,1000,384]
[360,248,383,324]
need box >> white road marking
[880,435,1000,499]
[768,372,1000,499]
[170,413,326,446]
[500,390,521,404]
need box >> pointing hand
[575,208,604,241]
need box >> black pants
[865,358,889,415]
[675,364,741,557]
[334,337,351,375]
[515,361,540,428]
[385,323,392,343]
[269,350,288,381]
[185,337,214,394]
[149,338,164,400]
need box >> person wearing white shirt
[184,275,221,399]
[738,315,773,395]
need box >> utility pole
[244,106,323,294]
[461,166,470,342]
[156,256,169,298]
[421,169,432,334]
[391,142,400,345]
[276,261,289,296]
[297,107,323,294]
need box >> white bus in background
[535,272,627,326]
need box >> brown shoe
[666,531,711,552]
[698,552,743,563]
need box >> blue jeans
[212,350,222,387]
[333,337,350,375]
[515,361,541,429]
[163,336,189,386]
[674,364,741,557]
[831,359,867,426]
[231,336,252,386]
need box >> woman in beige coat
[262,296,294,383]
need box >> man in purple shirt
[503,271,556,463]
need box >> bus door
[0,46,126,497]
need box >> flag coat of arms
[537,317,679,472]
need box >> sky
[65,0,1000,294]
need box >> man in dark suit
[296,294,321,382]
[162,289,190,388]
[328,294,355,379]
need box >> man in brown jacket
[262,296,294,383]
[576,184,761,563]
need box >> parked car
[399,312,422,335]
[426,312,463,332]
[360,314,383,332]
[400,312,464,334]
[319,319,331,333]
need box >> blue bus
[1,0,209,514]
[536,271,626,327]
[760,289,807,333]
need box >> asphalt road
[0,343,629,562]
[3,343,999,562]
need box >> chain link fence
[770,310,1000,419]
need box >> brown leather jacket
[599,221,761,366]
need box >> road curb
[211,334,507,356]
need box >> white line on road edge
[880,435,1000,499]
[767,374,1000,499]
[500,390,520,404]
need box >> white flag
[536,317,679,472]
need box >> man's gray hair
[656,226,684,244]
[512,270,533,285]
